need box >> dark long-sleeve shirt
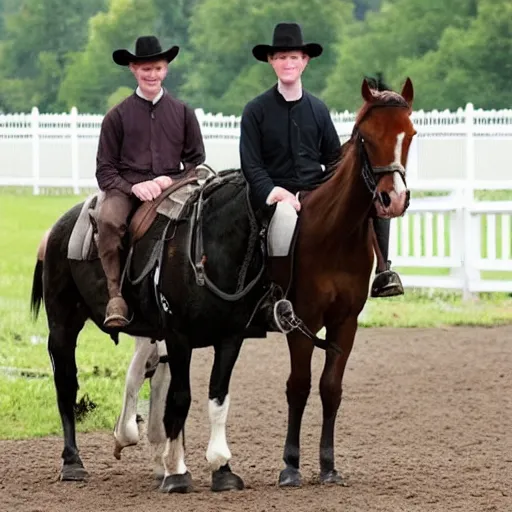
[96,90,205,195]
[239,85,341,208]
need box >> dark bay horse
[31,172,267,492]
[30,76,415,492]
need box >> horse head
[354,77,416,218]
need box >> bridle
[350,102,411,211]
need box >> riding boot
[370,217,404,298]
[96,190,135,328]
[101,250,131,328]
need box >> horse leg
[147,340,170,481]
[207,337,244,492]
[318,316,357,485]
[48,314,87,480]
[279,336,314,487]
[160,333,193,493]
[113,336,155,459]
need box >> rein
[188,173,267,302]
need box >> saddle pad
[267,201,298,257]
[68,192,104,260]
[155,182,199,220]
[67,183,199,261]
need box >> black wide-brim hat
[113,35,179,66]
[252,22,323,62]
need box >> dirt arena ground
[1,326,510,512]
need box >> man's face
[129,59,168,98]
[269,51,309,84]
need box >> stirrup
[273,299,298,334]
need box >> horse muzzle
[374,189,410,218]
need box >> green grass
[0,192,143,439]
[0,191,511,440]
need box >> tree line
[0,0,509,115]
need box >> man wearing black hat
[239,23,404,299]
[96,36,206,328]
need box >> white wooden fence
[0,104,511,295]
[391,183,512,297]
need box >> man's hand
[131,180,163,201]
[266,186,301,212]
[153,176,173,190]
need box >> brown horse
[275,77,415,486]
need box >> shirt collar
[136,86,164,104]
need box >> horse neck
[304,143,373,249]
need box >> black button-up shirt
[240,85,341,208]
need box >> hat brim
[252,43,323,62]
[112,46,180,66]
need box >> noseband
[350,102,411,210]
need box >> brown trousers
[96,190,140,298]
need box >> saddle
[67,166,215,261]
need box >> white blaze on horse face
[163,431,187,476]
[392,132,407,195]
[206,395,232,471]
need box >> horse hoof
[160,472,193,493]
[113,442,123,460]
[211,468,244,492]
[60,463,89,482]
[320,469,345,485]
[113,437,138,460]
[278,466,302,487]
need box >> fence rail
[1,104,511,295]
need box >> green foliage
[0,0,510,114]
[182,0,353,114]
[395,0,512,110]
[323,0,477,111]
[107,86,133,109]
[0,0,106,112]
[58,0,156,113]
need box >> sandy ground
[0,326,511,512]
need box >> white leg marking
[147,341,170,445]
[147,341,170,476]
[206,395,232,471]
[163,431,187,476]
[114,336,154,452]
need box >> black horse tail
[30,259,44,320]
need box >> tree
[395,0,512,110]
[352,0,381,20]
[181,0,353,114]
[58,0,155,113]
[323,0,478,112]
[0,0,105,112]
[58,0,198,113]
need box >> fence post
[31,106,40,195]
[462,103,477,299]
[70,106,79,194]
[195,108,205,132]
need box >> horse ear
[361,78,375,103]
[400,77,414,106]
